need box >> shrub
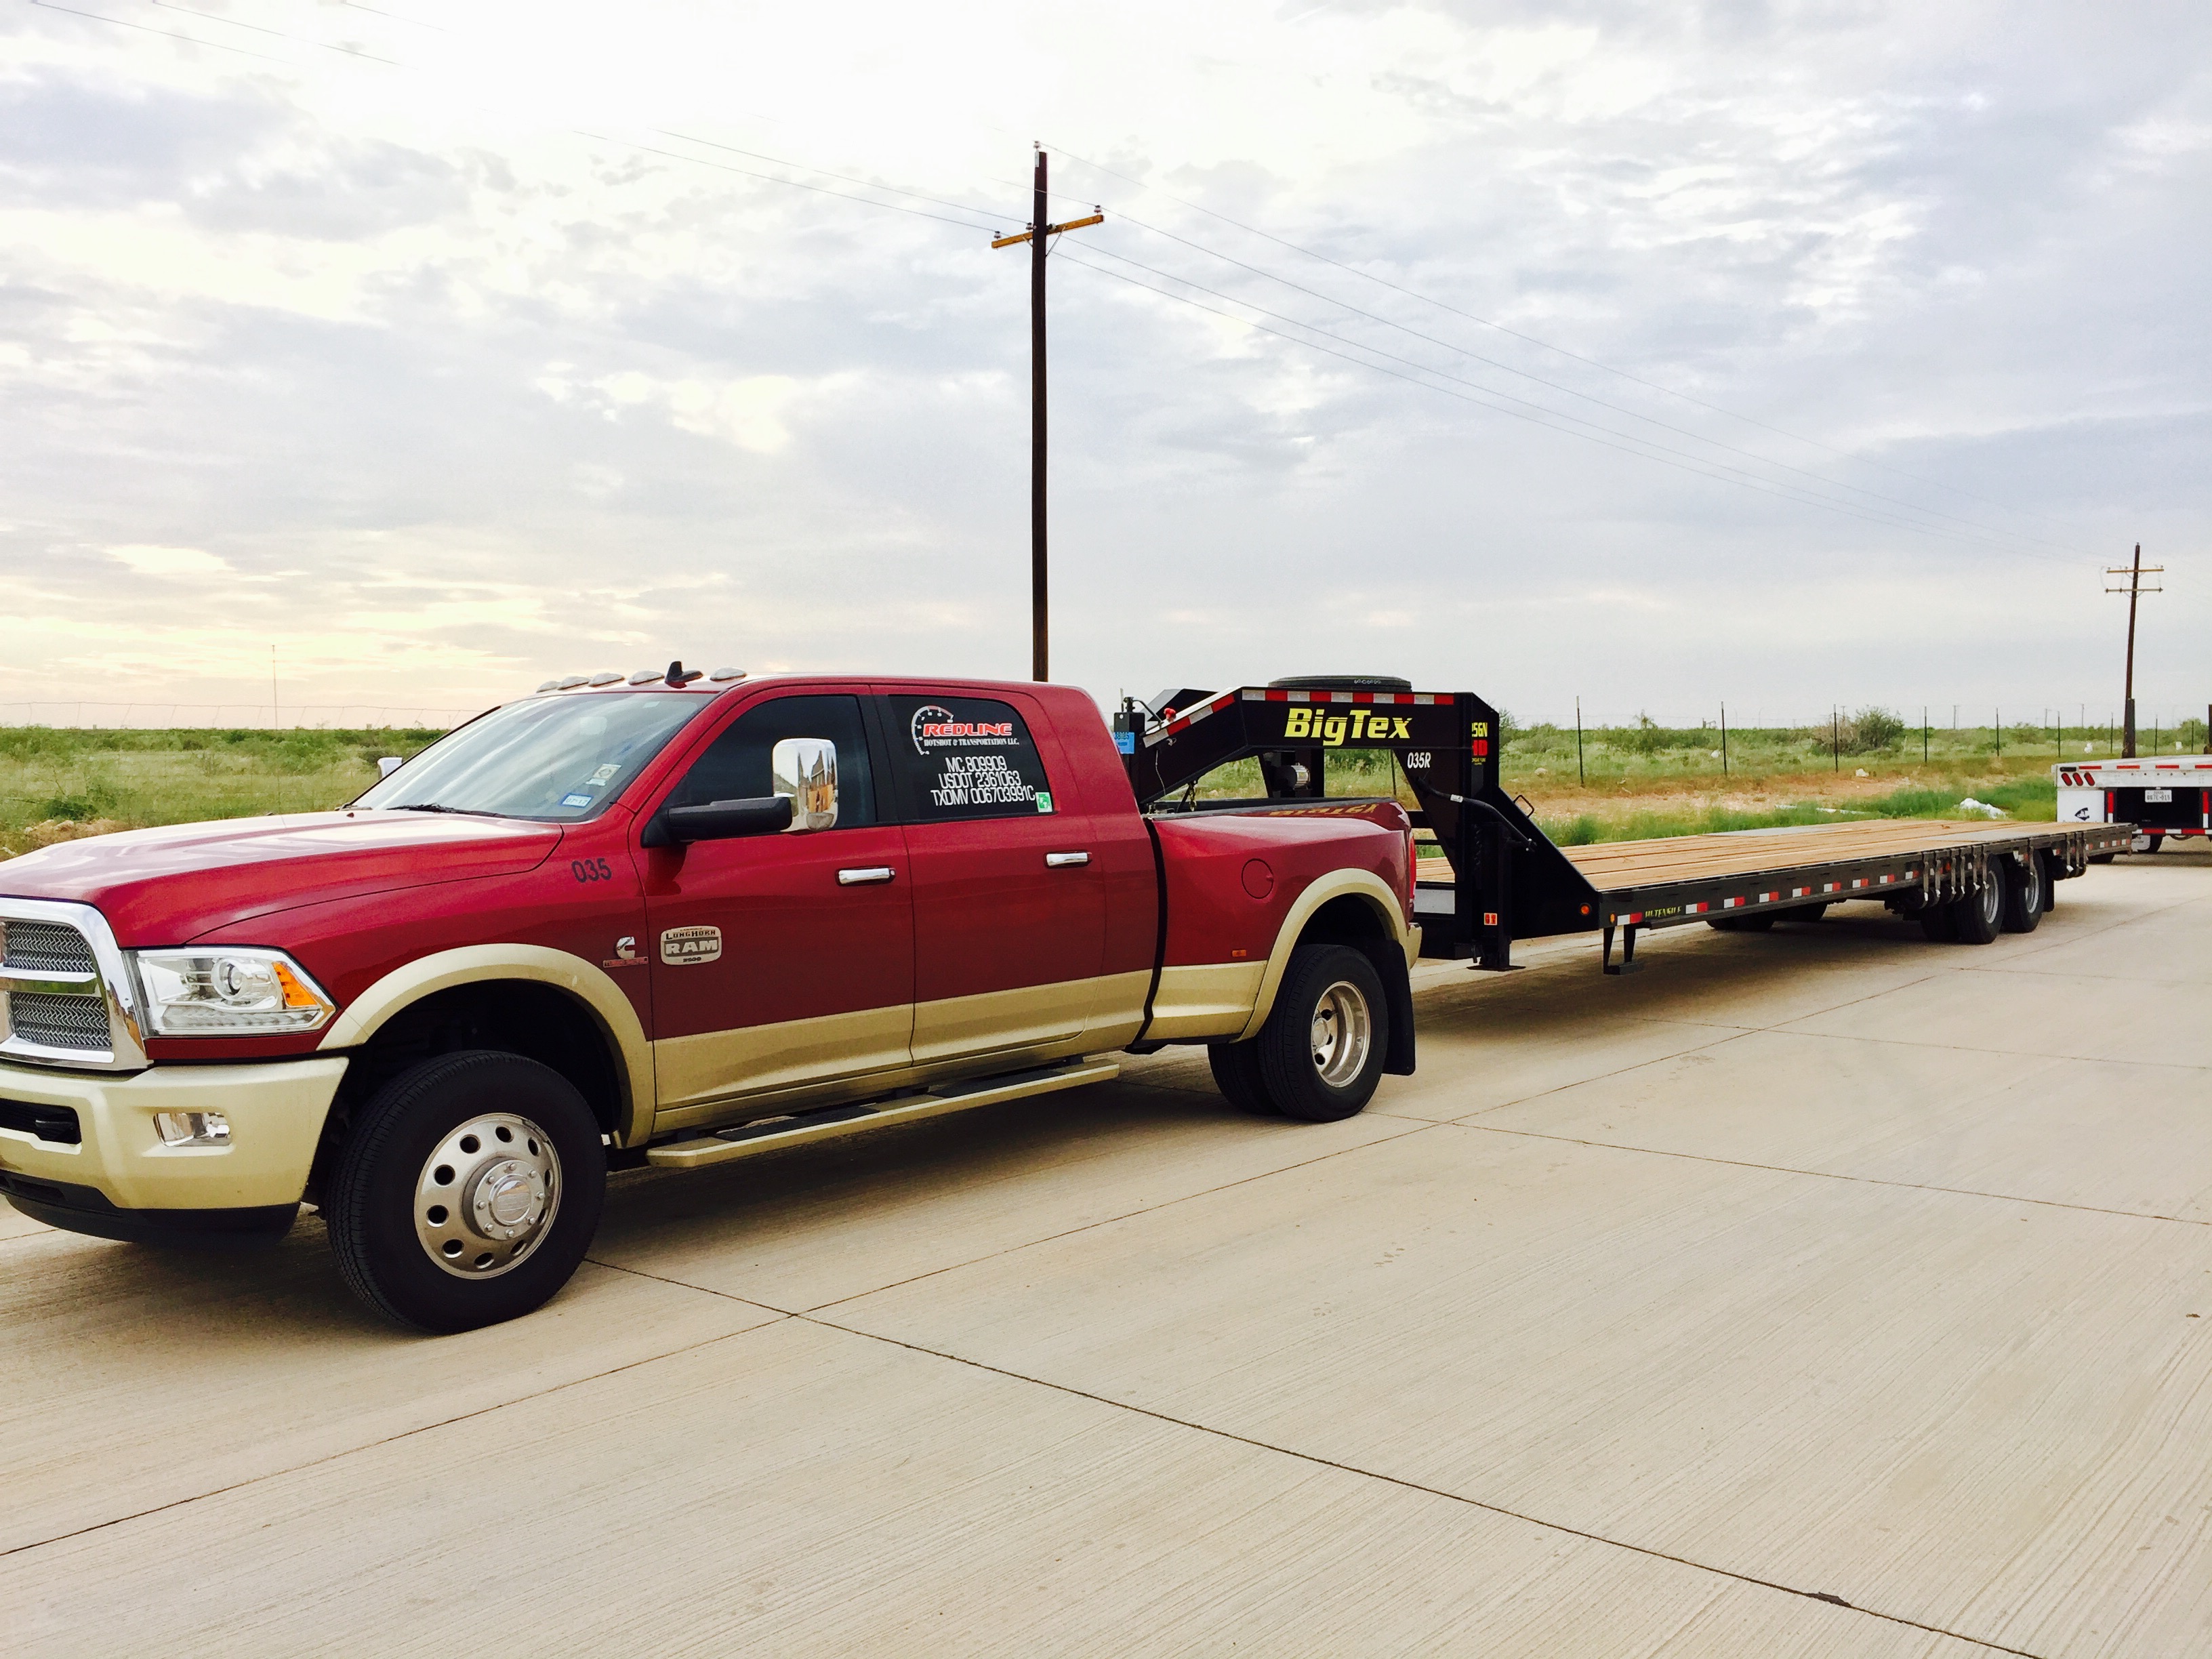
[1845,706,1906,753]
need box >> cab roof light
[554,674,590,690]
[707,666,746,682]
[627,668,661,685]
[587,671,623,687]
[535,680,560,693]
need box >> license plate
[2145,787,2173,803]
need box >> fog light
[154,1111,230,1147]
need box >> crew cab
[0,670,1418,1330]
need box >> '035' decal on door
[659,926,722,966]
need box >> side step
[645,1058,1122,1170]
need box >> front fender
[316,945,655,1145]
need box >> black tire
[1791,903,1829,924]
[2142,834,2165,855]
[1999,853,2046,933]
[1251,944,1389,1123]
[1707,913,1776,933]
[1918,899,1959,942]
[1948,871,2003,945]
[1207,1041,1273,1115]
[2088,852,2116,865]
[326,1050,607,1334]
[2038,851,2059,912]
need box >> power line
[1061,246,2077,559]
[1044,144,2091,538]
[1054,247,2056,550]
[1070,237,2070,559]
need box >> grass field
[1,710,2201,862]
[0,728,441,861]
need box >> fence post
[1575,697,1584,785]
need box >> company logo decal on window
[910,704,1018,752]
[891,695,1057,821]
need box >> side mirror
[661,796,793,843]
[376,756,404,779]
[772,737,839,832]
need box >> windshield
[355,693,712,821]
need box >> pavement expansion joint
[1453,1120,2212,1228]
[0,1322,771,1561]
[796,1311,2054,1659]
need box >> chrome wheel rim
[1979,876,2003,925]
[1309,981,1373,1089]
[414,1113,561,1279]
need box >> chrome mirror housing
[375,756,404,779]
[771,737,838,832]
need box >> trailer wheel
[1707,914,1776,932]
[2129,833,2163,855]
[2088,852,2116,865]
[1948,872,2004,945]
[326,1050,607,1334]
[2037,851,2059,913]
[1206,1041,1273,1115]
[1252,944,1387,1123]
[1999,854,2046,933]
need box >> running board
[645,1058,1122,1170]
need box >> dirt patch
[0,818,133,860]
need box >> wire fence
[0,702,484,730]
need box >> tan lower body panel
[1142,961,1265,1042]
[652,1002,913,1119]
[650,970,1153,1138]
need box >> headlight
[131,949,336,1036]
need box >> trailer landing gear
[1601,919,1641,975]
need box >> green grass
[0,728,442,859]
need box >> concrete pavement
[3,855,2207,1656]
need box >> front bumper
[0,1055,348,1225]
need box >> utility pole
[1575,696,1584,785]
[992,150,1103,681]
[2106,543,2163,757]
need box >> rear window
[880,694,1057,822]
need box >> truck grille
[0,912,119,1064]
[7,993,112,1052]
[2,921,96,976]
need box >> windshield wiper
[390,802,470,814]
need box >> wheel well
[308,980,626,1204]
[1294,893,1416,1076]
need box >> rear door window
[670,693,878,825]
[880,694,1057,821]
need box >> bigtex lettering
[1282,707,1413,745]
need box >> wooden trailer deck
[1417,818,2053,892]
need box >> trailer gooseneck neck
[1119,680,2139,974]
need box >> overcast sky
[3,0,2207,731]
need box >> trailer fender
[317,945,655,1146]
[1235,870,1416,1061]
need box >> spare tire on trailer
[1267,675,1416,693]
[1790,903,1828,924]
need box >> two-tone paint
[0,676,1417,1231]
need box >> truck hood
[0,811,564,945]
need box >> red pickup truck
[0,670,1419,1330]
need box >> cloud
[0,1,2205,726]
[106,544,233,577]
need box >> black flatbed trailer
[1118,679,2137,972]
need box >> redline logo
[911,703,1014,752]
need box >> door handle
[837,866,897,885]
[1044,851,1090,867]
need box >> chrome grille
[7,992,111,1051]
[1,921,96,975]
